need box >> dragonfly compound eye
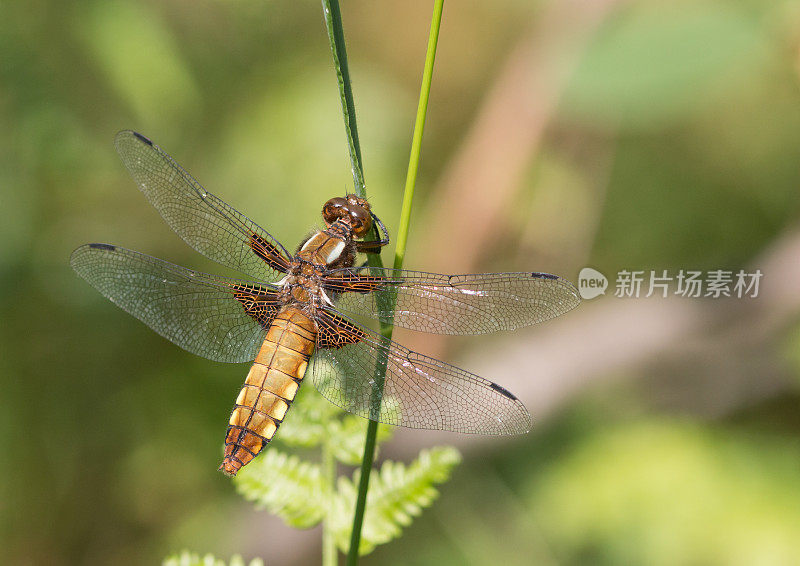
[322,196,372,237]
[322,197,349,225]
[348,205,372,237]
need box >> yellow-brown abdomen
[219,307,317,476]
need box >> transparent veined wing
[70,243,280,363]
[310,308,531,435]
[321,267,580,335]
[115,131,292,281]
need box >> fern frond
[329,415,394,466]
[331,446,461,554]
[276,381,343,449]
[234,449,327,528]
[162,550,264,566]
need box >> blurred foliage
[3,0,800,564]
[237,449,327,530]
[163,550,263,566]
[336,447,461,555]
[562,1,800,271]
[232,383,460,558]
[368,407,800,566]
[562,3,768,130]
[529,419,800,565]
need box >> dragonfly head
[322,195,373,238]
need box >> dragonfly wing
[70,243,280,363]
[322,268,581,335]
[115,131,292,281]
[309,308,531,435]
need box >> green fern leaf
[331,446,461,554]
[328,415,394,466]
[234,448,327,528]
[162,550,264,566]
[277,379,393,460]
[275,381,343,448]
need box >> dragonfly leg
[355,211,390,254]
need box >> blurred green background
[4,0,800,564]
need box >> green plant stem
[345,1,445,564]
[321,2,391,563]
[322,0,386,266]
[322,438,336,566]
[321,0,365,194]
[322,0,445,561]
[394,0,443,271]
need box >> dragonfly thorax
[296,230,356,271]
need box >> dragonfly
[71,131,581,476]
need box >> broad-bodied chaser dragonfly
[71,131,580,476]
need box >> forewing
[322,267,580,335]
[310,308,531,435]
[70,244,279,363]
[114,130,292,281]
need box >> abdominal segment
[219,307,316,476]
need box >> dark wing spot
[531,272,558,280]
[132,131,153,146]
[489,381,518,401]
[88,243,116,251]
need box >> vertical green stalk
[345,2,445,564]
[393,0,443,271]
[321,4,385,564]
[321,0,365,195]
[322,0,444,562]
[322,0,385,270]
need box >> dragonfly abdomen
[219,307,316,476]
